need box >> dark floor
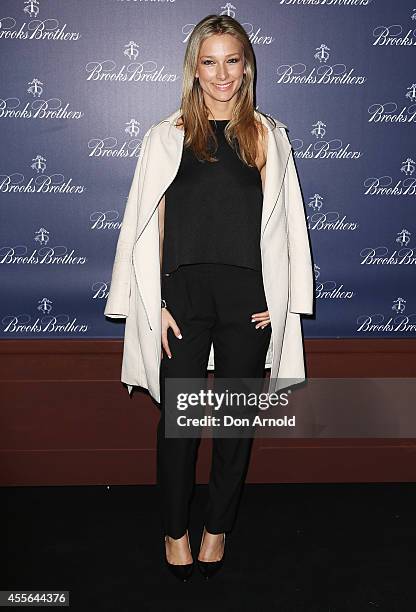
[3,482,416,611]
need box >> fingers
[171,321,182,340]
[251,309,268,318]
[254,319,270,329]
[161,333,172,359]
[251,310,271,330]
[161,309,182,359]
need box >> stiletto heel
[197,528,226,579]
[164,531,194,582]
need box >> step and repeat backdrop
[0,0,415,340]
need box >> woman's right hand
[161,307,182,359]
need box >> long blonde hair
[177,14,271,169]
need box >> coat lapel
[259,113,292,239]
[134,119,184,244]
[134,108,292,247]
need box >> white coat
[104,108,314,403]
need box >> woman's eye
[202,58,239,65]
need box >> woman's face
[195,33,246,108]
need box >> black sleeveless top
[161,119,263,274]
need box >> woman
[158,15,276,583]
[104,13,314,582]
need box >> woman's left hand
[251,309,271,329]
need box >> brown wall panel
[1,339,415,485]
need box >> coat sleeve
[104,126,153,319]
[282,129,314,315]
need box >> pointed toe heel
[197,555,225,580]
[164,556,194,582]
[197,530,226,580]
[164,532,194,582]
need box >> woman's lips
[213,82,233,91]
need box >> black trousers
[156,263,272,539]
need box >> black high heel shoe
[197,528,226,580]
[164,531,194,582]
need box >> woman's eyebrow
[200,52,241,58]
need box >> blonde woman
[104,13,314,582]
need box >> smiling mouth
[213,82,233,90]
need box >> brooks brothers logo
[88,118,148,158]
[292,121,362,159]
[0,154,85,194]
[92,281,110,301]
[2,298,89,334]
[275,42,366,85]
[0,228,87,265]
[279,0,372,5]
[0,0,81,41]
[364,157,416,196]
[368,84,416,124]
[306,193,359,232]
[0,77,84,120]
[360,229,416,266]
[90,210,122,231]
[85,40,178,83]
[373,8,416,47]
[314,264,354,301]
[182,4,274,45]
[357,298,416,334]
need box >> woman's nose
[216,66,228,80]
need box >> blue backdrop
[1,0,415,340]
